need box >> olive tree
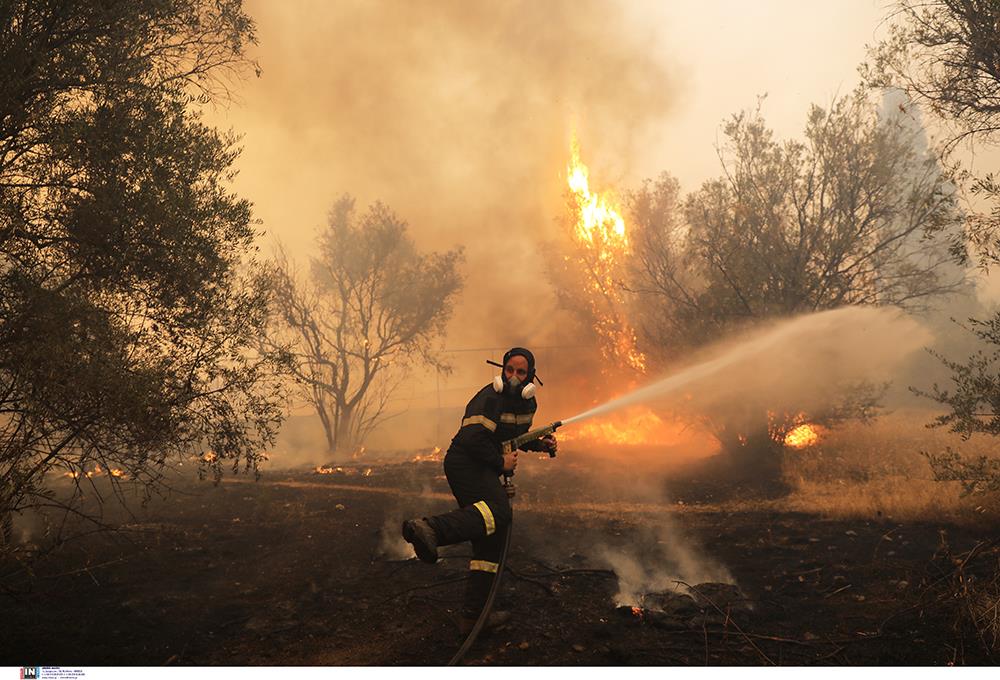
[629,91,964,479]
[0,0,284,548]
[266,196,463,454]
[866,0,1000,497]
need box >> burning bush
[547,92,960,491]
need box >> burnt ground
[1,454,998,666]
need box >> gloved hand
[502,450,518,473]
[539,434,558,455]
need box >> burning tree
[0,0,286,550]
[551,139,646,380]
[545,140,682,447]
[265,196,463,455]
[629,90,965,479]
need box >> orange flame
[567,141,627,247]
[566,137,646,375]
[768,411,823,449]
[61,464,129,479]
[784,423,821,449]
[564,407,673,446]
[411,446,443,463]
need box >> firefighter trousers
[424,449,511,617]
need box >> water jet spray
[515,312,807,446]
[451,307,927,663]
[531,306,929,439]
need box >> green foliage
[864,0,1000,269]
[922,448,1000,497]
[868,1,1000,496]
[631,92,962,354]
[627,91,962,478]
[920,315,1000,439]
[266,196,464,454]
[0,1,284,537]
[864,0,1000,149]
[917,313,1000,497]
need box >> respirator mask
[489,346,539,400]
[492,373,536,400]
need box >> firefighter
[402,347,557,633]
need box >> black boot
[401,518,439,564]
[462,569,493,617]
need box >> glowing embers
[410,446,443,463]
[565,138,646,374]
[784,423,821,449]
[314,465,375,476]
[615,583,751,627]
[62,464,127,479]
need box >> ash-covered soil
[1,454,997,666]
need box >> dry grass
[968,577,1000,654]
[781,410,1000,525]
[783,477,991,523]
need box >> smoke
[375,517,416,561]
[238,0,674,343]
[596,520,733,606]
[222,4,988,464]
[679,307,935,431]
[219,1,678,459]
[583,465,733,606]
[5,508,45,547]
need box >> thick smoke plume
[240,0,675,351]
[231,0,679,456]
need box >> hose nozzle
[503,420,562,457]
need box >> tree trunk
[334,404,355,455]
[316,404,337,454]
[1,511,11,547]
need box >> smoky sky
[230,0,677,368]
[204,2,1000,468]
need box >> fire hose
[447,421,562,666]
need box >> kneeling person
[402,347,557,631]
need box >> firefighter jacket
[448,384,547,473]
